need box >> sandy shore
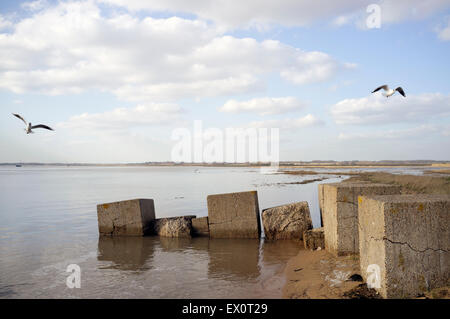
[282,248,366,299]
[282,170,450,299]
[282,246,450,299]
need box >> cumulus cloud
[99,0,450,29]
[218,97,306,116]
[0,1,350,102]
[248,114,324,129]
[59,103,183,131]
[330,93,450,125]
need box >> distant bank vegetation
[346,172,450,195]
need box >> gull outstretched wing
[31,124,54,131]
[372,85,389,93]
[395,87,406,97]
[12,113,27,125]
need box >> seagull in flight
[12,113,54,134]
[372,85,406,98]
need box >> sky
[0,0,449,163]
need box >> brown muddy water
[0,166,348,298]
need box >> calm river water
[0,165,429,298]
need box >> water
[2,165,421,298]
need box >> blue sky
[1,0,449,163]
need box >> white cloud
[99,0,450,29]
[436,18,450,41]
[0,1,350,102]
[59,103,183,131]
[21,0,48,11]
[218,97,306,116]
[100,0,365,28]
[0,16,12,30]
[248,114,324,129]
[279,51,346,85]
[330,93,450,125]
[377,0,450,25]
[338,125,439,140]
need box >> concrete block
[207,191,261,239]
[262,202,312,240]
[97,199,155,236]
[304,227,325,250]
[152,215,196,238]
[359,194,450,299]
[322,183,401,256]
[192,216,210,236]
[318,184,324,227]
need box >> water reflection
[147,236,262,281]
[88,236,303,298]
[260,239,302,265]
[207,238,261,281]
[97,236,156,271]
[158,236,196,251]
[96,236,301,289]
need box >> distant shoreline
[1,161,449,168]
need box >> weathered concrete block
[262,202,312,240]
[207,191,261,239]
[304,227,325,250]
[152,215,196,238]
[318,184,325,227]
[97,199,155,236]
[192,216,210,236]
[359,195,450,299]
[322,183,401,256]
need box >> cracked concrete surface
[322,183,401,256]
[378,236,449,254]
[359,194,450,298]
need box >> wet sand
[282,246,450,299]
[282,247,365,299]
